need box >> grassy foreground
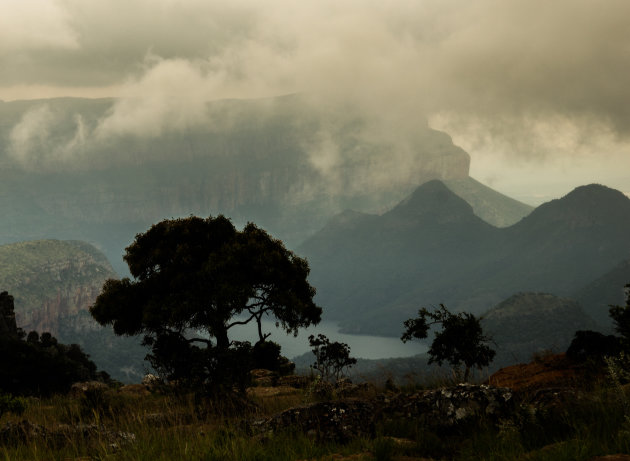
[2,378,630,461]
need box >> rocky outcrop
[0,420,135,451]
[0,240,116,335]
[381,384,514,431]
[252,400,377,443]
[252,384,513,442]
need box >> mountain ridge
[299,181,630,336]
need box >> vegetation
[1,374,630,460]
[90,216,321,393]
[568,282,630,362]
[0,291,106,396]
[402,304,495,382]
[308,334,357,382]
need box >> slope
[300,183,630,336]
[442,176,533,227]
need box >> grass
[2,378,630,460]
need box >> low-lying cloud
[2,0,630,183]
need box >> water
[229,319,427,360]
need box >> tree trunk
[214,327,230,351]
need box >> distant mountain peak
[523,183,630,226]
[384,179,475,223]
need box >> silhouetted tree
[566,330,622,362]
[309,334,357,382]
[90,216,321,392]
[401,304,495,382]
[567,282,630,362]
[0,292,104,396]
[609,283,630,346]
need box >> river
[229,319,427,360]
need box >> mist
[1,0,630,199]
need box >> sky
[1,0,629,204]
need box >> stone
[0,420,135,449]
[118,384,150,396]
[277,374,310,388]
[251,400,377,443]
[382,384,514,431]
[141,373,162,387]
[250,369,279,387]
[69,381,109,398]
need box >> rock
[382,384,513,431]
[252,400,376,443]
[0,420,135,449]
[277,374,310,389]
[247,385,300,399]
[0,420,48,444]
[118,384,151,396]
[141,373,163,388]
[335,380,371,398]
[250,369,278,387]
[252,384,512,442]
[69,381,109,398]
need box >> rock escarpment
[0,95,470,273]
[0,240,116,335]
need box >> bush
[0,393,26,418]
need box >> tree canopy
[401,304,495,382]
[609,283,630,345]
[90,216,321,389]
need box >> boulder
[252,400,376,443]
[141,373,163,388]
[0,420,134,450]
[250,369,278,387]
[69,381,109,398]
[382,384,514,431]
[277,375,310,389]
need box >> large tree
[90,216,321,386]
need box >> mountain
[299,183,630,336]
[481,292,600,367]
[0,95,470,274]
[0,239,147,382]
[0,240,115,334]
[299,180,500,335]
[572,259,630,330]
[441,177,533,227]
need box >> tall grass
[2,372,630,460]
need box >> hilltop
[300,183,630,335]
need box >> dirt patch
[487,353,591,393]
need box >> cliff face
[0,95,470,273]
[0,240,116,335]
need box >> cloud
[96,57,218,138]
[2,0,630,172]
[8,105,56,166]
[0,0,78,54]
[8,105,89,169]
